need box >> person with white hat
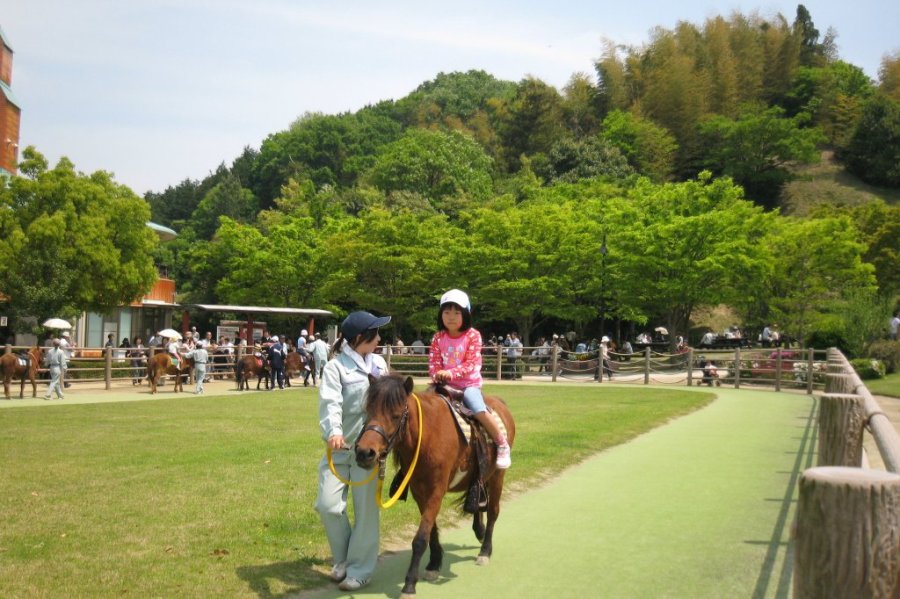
[267,335,286,390]
[429,289,512,469]
[59,331,74,388]
[316,310,392,592]
[599,336,613,381]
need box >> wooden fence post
[496,348,503,381]
[596,349,603,383]
[774,347,782,392]
[818,393,866,467]
[105,348,112,390]
[807,348,815,395]
[794,467,900,598]
[385,344,392,370]
[686,347,693,387]
[551,345,558,383]
[643,347,650,385]
[734,347,741,389]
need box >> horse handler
[315,310,391,592]
[43,339,68,400]
[182,344,209,395]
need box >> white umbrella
[158,328,182,340]
[654,326,669,335]
[43,318,73,329]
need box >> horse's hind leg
[472,509,485,542]
[423,524,442,582]
[477,471,507,566]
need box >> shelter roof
[187,304,333,317]
[146,221,177,241]
[0,80,20,109]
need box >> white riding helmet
[440,289,471,311]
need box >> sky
[3,0,898,196]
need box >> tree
[880,50,900,102]
[367,128,493,215]
[315,209,463,335]
[539,136,634,183]
[765,215,877,345]
[495,77,567,172]
[697,105,824,207]
[607,174,774,347]
[189,173,259,240]
[601,110,677,181]
[842,94,900,187]
[561,73,602,138]
[0,148,158,327]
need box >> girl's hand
[434,370,452,383]
[328,435,346,450]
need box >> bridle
[356,405,410,462]
[326,392,424,509]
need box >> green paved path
[307,387,817,599]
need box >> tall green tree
[367,128,493,215]
[0,148,158,327]
[607,174,773,346]
[190,173,259,240]
[496,77,567,172]
[765,215,877,345]
[601,110,678,181]
[697,105,824,207]
[842,94,900,187]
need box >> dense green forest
[4,5,899,356]
[139,5,900,352]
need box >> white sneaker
[496,442,511,469]
[338,577,369,591]
[329,562,347,582]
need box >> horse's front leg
[402,499,442,599]
[30,372,37,397]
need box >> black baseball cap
[341,311,391,339]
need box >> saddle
[17,353,30,368]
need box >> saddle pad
[442,397,508,445]
[17,357,28,368]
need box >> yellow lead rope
[326,446,378,487]
[377,392,423,509]
[324,392,424,506]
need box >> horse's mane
[365,374,410,421]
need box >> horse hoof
[400,594,416,599]
[475,555,490,566]
[423,569,439,582]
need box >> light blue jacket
[318,345,387,459]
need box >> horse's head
[355,374,414,470]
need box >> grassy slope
[781,150,900,215]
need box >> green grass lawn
[867,371,900,398]
[0,384,712,598]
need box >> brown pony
[146,352,194,394]
[1,346,43,399]
[284,351,315,386]
[235,354,270,391]
[356,374,516,598]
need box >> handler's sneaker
[496,442,511,469]
[329,562,347,582]
[338,577,369,591]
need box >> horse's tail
[235,361,243,386]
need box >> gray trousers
[46,366,65,398]
[314,452,379,580]
[194,364,207,394]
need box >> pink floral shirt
[428,328,483,389]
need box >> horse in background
[1,346,43,399]
[236,354,270,391]
[146,352,194,394]
[356,374,516,598]
[285,350,315,386]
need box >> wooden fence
[793,348,900,598]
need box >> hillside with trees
[6,5,897,356]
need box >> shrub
[850,358,886,379]
[865,340,900,374]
